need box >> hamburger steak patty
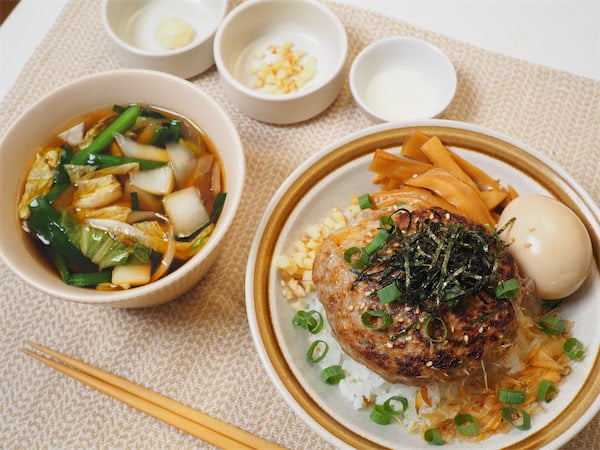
[312,207,521,385]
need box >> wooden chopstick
[23,342,284,450]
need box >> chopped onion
[151,224,175,282]
[112,263,152,288]
[162,186,210,238]
[192,154,214,190]
[129,165,174,195]
[114,132,169,162]
[58,121,84,146]
[211,159,221,193]
[124,182,162,211]
[126,210,168,224]
[194,154,214,176]
[166,141,196,187]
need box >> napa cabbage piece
[78,205,132,222]
[18,147,62,219]
[72,174,123,209]
[59,210,152,270]
[85,218,169,254]
[64,164,98,181]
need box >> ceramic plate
[245,120,600,449]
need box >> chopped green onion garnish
[377,282,401,305]
[484,224,497,235]
[501,406,531,430]
[210,192,227,221]
[369,404,392,425]
[424,316,447,343]
[498,389,526,404]
[343,247,369,269]
[380,215,396,232]
[306,340,329,363]
[537,315,564,335]
[383,396,408,416]
[537,380,558,403]
[361,310,393,330]
[495,278,520,299]
[370,396,408,425]
[357,193,373,209]
[563,337,585,360]
[424,428,445,445]
[292,310,324,334]
[454,413,480,436]
[364,229,390,255]
[130,192,140,211]
[320,365,345,384]
[67,271,112,287]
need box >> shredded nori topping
[351,208,509,314]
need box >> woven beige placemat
[1,0,598,448]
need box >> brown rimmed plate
[245,120,600,449]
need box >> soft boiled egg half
[497,194,593,300]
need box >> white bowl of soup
[0,69,245,308]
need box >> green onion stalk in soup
[18,104,226,289]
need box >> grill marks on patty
[312,207,520,385]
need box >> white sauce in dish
[364,67,435,121]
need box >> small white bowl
[213,0,347,124]
[0,69,245,308]
[350,37,457,122]
[102,0,227,78]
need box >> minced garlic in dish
[251,42,317,94]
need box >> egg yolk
[496,194,593,300]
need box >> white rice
[294,290,424,426]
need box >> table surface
[0,0,599,103]
[1,1,599,449]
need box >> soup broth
[18,103,226,290]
